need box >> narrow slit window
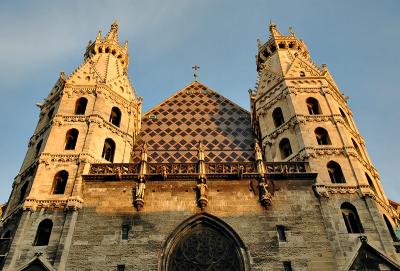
[277,225,287,242]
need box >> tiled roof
[132,82,256,163]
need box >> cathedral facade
[1,22,400,271]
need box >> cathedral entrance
[161,213,249,271]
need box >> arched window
[315,127,331,145]
[365,173,376,193]
[53,170,68,194]
[272,107,285,127]
[35,139,43,157]
[383,215,399,241]
[65,129,79,150]
[47,107,55,120]
[75,97,88,115]
[161,213,249,271]
[34,219,53,246]
[306,97,321,115]
[339,108,350,126]
[341,203,363,233]
[279,138,293,159]
[19,182,29,203]
[299,71,305,77]
[102,138,116,162]
[352,139,362,157]
[327,161,345,183]
[109,107,122,127]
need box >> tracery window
[167,223,244,271]
[109,107,122,127]
[75,97,88,115]
[315,127,331,145]
[306,97,321,115]
[279,138,292,159]
[327,161,345,183]
[341,203,363,233]
[102,138,116,162]
[34,219,53,246]
[272,107,284,127]
[53,170,68,194]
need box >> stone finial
[106,20,119,41]
[268,20,281,37]
[257,38,262,48]
[254,142,263,161]
[96,30,102,41]
[124,40,129,50]
[141,142,148,162]
[198,141,205,161]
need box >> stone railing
[85,161,315,181]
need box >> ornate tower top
[256,22,310,71]
[84,21,129,72]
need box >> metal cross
[192,65,200,81]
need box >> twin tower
[1,22,399,271]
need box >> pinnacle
[106,20,119,41]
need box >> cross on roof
[192,65,200,81]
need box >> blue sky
[0,0,399,203]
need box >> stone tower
[0,22,141,270]
[250,22,400,268]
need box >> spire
[105,20,119,41]
[269,20,282,37]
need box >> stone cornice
[313,184,397,220]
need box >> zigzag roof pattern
[132,81,256,163]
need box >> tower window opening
[283,261,293,271]
[279,138,293,159]
[47,107,55,120]
[116,265,125,271]
[65,129,79,150]
[35,139,43,158]
[277,225,287,242]
[300,71,305,77]
[34,219,53,246]
[327,161,345,183]
[279,42,286,49]
[272,107,285,127]
[109,107,122,127]
[75,97,88,115]
[306,97,321,115]
[19,182,29,203]
[105,47,110,53]
[112,50,116,55]
[315,127,331,145]
[53,170,68,194]
[122,225,129,240]
[102,138,116,162]
[270,44,276,53]
[339,108,350,126]
[98,47,103,53]
[365,173,376,193]
[383,215,399,241]
[117,55,122,59]
[288,42,295,49]
[352,138,362,157]
[341,202,363,233]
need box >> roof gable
[133,82,256,163]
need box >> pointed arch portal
[160,213,250,271]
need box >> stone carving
[196,179,208,210]
[258,180,272,208]
[134,179,146,211]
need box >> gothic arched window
[161,213,249,271]
[352,138,362,157]
[65,129,79,150]
[365,173,376,193]
[341,203,363,233]
[35,139,43,158]
[102,138,116,162]
[19,182,29,203]
[383,215,399,241]
[272,107,285,127]
[34,219,53,246]
[109,107,122,127]
[327,161,345,183]
[75,97,88,115]
[315,127,331,145]
[279,138,292,159]
[339,108,350,126]
[306,97,321,115]
[53,170,68,194]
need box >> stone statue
[259,181,272,208]
[198,142,205,161]
[136,180,146,200]
[254,142,263,161]
[197,179,208,209]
